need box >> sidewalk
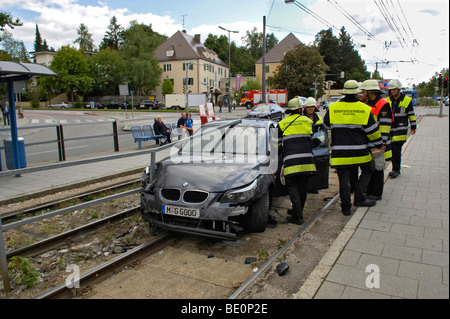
[296,112,449,299]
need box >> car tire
[246,190,270,232]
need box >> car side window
[311,124,327,149]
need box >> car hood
[155,155,267,192]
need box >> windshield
[253,104,272,112]
[179,125,268,155]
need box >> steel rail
[1,179,140,221]
[34,232,172,299]
[6,206,140,258]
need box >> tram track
[2,168,340,299]
[51,188,338,299]
[34,232,173,299]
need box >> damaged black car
[140,119,329,240]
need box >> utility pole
[262,16,267,104]
[439,73,444,118]
[219,26,238,105]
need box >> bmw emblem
[182,182,189,187]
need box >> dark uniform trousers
[337,161,374,212]
[391,142,404,173]
[285,175,311,220]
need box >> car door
[270,105,282,121]
[307,124,329,191]
[273,123,330,196]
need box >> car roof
[201,119,276,129]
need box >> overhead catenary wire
[328,0,383,45]
[374,0,405,49]
[286,0,366,47]
[396,0,418,45]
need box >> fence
[0,116,161,171]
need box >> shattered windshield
[179,125,268,156]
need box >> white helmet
[339,80,361,95]
[388,79,403,90]
[304,97,317,107]
[304,97,320,112]
[361,79,382,92]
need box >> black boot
[287,215,304,225]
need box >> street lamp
[219,26,238,103]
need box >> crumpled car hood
[155,155,266,192]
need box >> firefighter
[360,79,393,200]
[278,97,316,225]
[386,79,416,178]
[323,80,385,215]
[303,97,323,128]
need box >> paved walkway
[295,111,449,299]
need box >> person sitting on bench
[154,116,171,144]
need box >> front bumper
[140,190,248,240]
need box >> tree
[0,30,30,62]
[120,21,166,95]
[88,47,126,96]
[162,76,174,97]
[241,27,278,60]
[204,33,255,75]
[270,44,328,98]
[33,24,49,52]
[0,10,22,32]
[99,16,124,51]
[41,46,92,104]
[204,34,229,62]
[315,27,369,88]
[74,23,95,52]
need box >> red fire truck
[240,89,288,109]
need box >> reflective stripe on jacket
[369,97,393,160]
[323,100,383,168]
[278,114,316,176]
[386,94,416,143]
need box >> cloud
[191,21,261,47]
[420,9,440,16]
[4,0,183,50]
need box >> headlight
[221,179,258,203]
[140,167,150,188]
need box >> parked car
[134,100,159,110]
[48,102,72,109]
[245,103,285,121]
[84,102,103,109]
[104,101,128,109]
[140,119,330,240]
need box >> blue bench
[131,126,163,149]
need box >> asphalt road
[0,107,257,167]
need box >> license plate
[162,205,200,218]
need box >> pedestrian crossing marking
[26,118,113,125]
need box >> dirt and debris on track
[86,172,345,299]
[3,170,350,299]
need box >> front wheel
[245,191,270,232]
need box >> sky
[1,0,449,87]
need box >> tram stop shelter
[0,61,57,173]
